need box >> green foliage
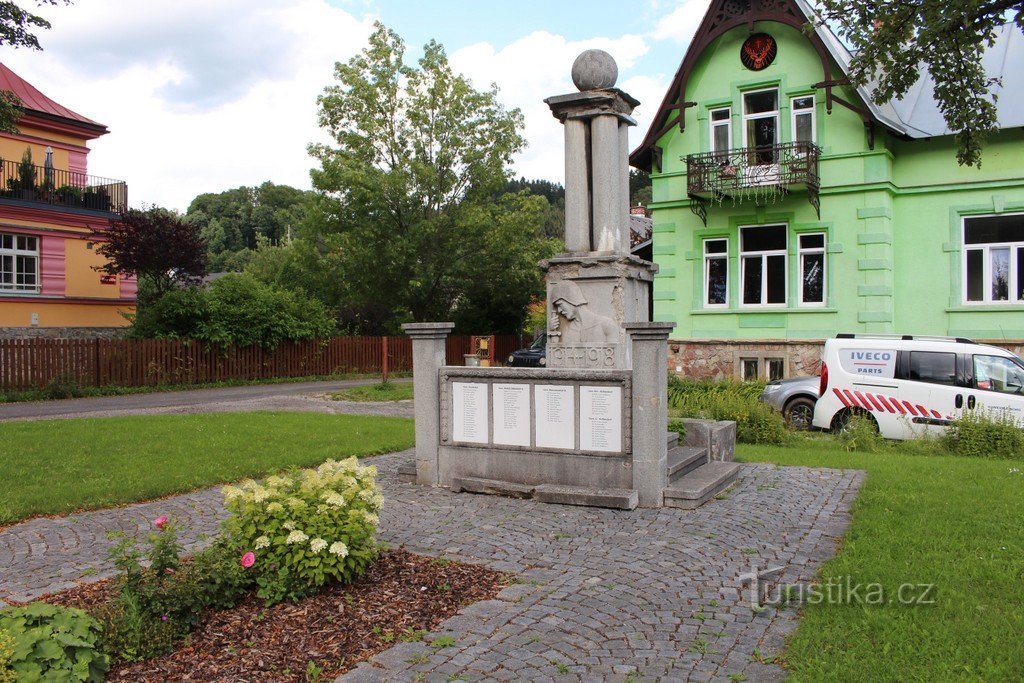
[835,413,885,452]
[0,602,108,682]
[667,376,789,445]
[0,627,15,683]
[101,524,254,662]
[308,22,551,333]
[130,273,336,347]
[668,418,687,441]
[41,370,85,400]
[814,0,1023,167]
[941,408,1024,458]
[222,458,383,604]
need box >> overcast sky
[0,0,708,211]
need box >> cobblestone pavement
[0,451,863,682]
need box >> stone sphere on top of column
[571,49,618,91]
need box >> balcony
[0,159,126,214]
[685,141,820,225]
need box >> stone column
[625,322,676,507]
[591,114,622,253]
[618,120,631,254]
[564,117,591,253]
[402,322,455,486]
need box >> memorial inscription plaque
[580,385,622,452]
[535,384,575,449]
[452,381,488,444]
[492,383,531,447]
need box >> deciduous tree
[814,0,1024,166]
[308,23,555,332]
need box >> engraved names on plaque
[579,385,622,452]
[534,384,575,449]
[452,382,488,444]
[492,383,530,447]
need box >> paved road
[0,448,863,681]
[0,378,410,421]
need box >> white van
[813,334,1024,439]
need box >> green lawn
[330,381,414,402]
[737,440,1024,681]
[0,412,414,525]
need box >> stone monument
[402,50,738,509]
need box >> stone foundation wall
[0,327,127,340]
[668,338,1024,381]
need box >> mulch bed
[41,548,509,682]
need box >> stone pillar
[591,114,621,253]
[402,322,455,486]
[625,322,676,507]
[564,118,591,253]
[618,121,631,254]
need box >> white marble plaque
[492,383,530,447]
[580,385,622,452]
[452,382,488,444]
[534,384,575,450]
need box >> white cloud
[649,0,705,45]
[450,31,667,184]
[0,0,375,211]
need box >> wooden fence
[0,334,531,391]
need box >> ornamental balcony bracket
[685,141,820,226]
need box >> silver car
[759,376,820,430]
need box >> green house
[630,0,1024,380]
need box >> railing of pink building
[0,159,126,213]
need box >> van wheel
[783,396,816,431]
[831,407,878,434]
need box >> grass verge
[0,372,413,404]
[330,381,414,402]
[0,412,414,525]
[737,440,1024,681]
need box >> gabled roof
[631,0,1024,171]
[0,62,108,137]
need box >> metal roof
[795,0,1023,138]
[0,62,107,133]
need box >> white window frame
[709,107,732,153]
[961,213,1024,305]
[703,237,729,308]
[0,232,40,294]
[741,88,780,150]
[797,232,827,307]
[739,224,787,308]
[790,94,816,148]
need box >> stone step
[534,484,639,510]
[451,476,535,499]
[663,462,740,510]
[666,430,680,450]
[667,446,707,479]
[396,460,416,484]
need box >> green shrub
[222,457,383,605]
[0,627,15,683]
[835,413,886,452]
[0,603,109,682]
[42,370,85,400]
[667,376,789,445]
[101,519,256,662]
[942,409,1024,459]
[668,418,687,441]
[131,273,336,348]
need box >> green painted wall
[646,20,1024,341]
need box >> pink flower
[153,515,168,530]
[240,552,256,569]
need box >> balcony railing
[685,141,820,225]
[0,159,126,214]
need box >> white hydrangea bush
[222,457,383,604]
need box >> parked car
[508,335,546,367]
[759,376,820,430]
[813,334,1024,439]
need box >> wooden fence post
[382,336,389,384]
